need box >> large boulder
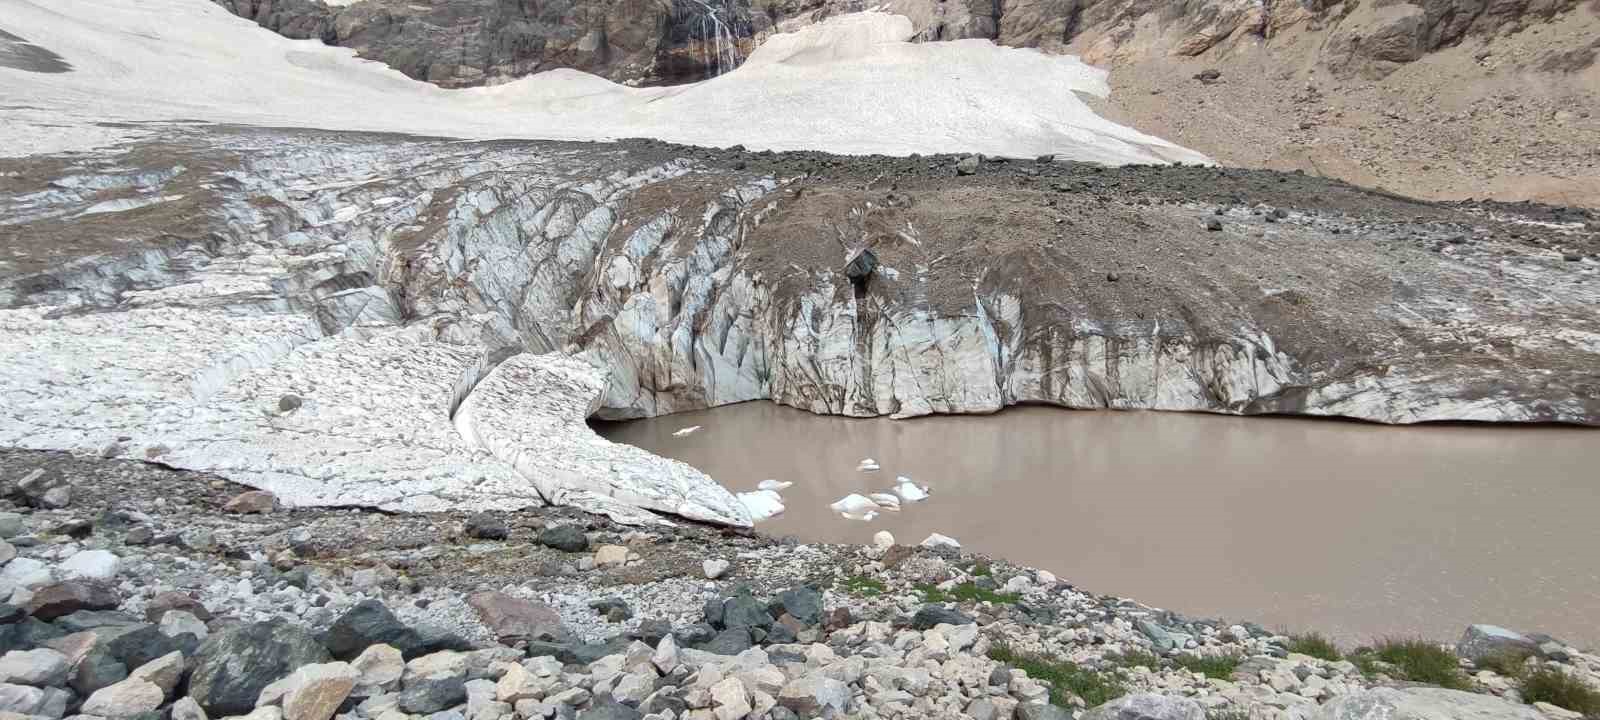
[1314,687,1546,720]
[1458,625,1539,662]
[465,591,568,645]
[24,581,119,620]
[1081,693,1205,720]
[189,621,332,716]
[321,599,468,660]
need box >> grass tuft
[1474,649,1533,678]
[1287,632,1343,661]
[1519,666,1600,715]
[838,574,886,597]
[917,581,1019,605]
[989,643,1126,708]
[1352,637,1469,690]
[1174,653,1243,681]
[1110,650,1162,669]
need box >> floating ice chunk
[737,489,785,522]
[873,531,895,550]
[757,479,793,492]
[672,425,702,437]
[857,458,881,472]
[829,493,881,520]
[868,492,901,511]
[920,533,961,549]
[895,477,930,502]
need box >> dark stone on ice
[911,605,974,630]
[278,394,303,412]
[1206,218,1224,231]
[844,248,878,281]
[537,525,589,553]
[465,514,509,540]
[1193,68,1222,83]
[189,620,331,716]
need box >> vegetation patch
[1351,638,1469,690]
[1287,632,1343,661]
[989,643,1126,708]
[917,581,1019,605]
[839,574,886,597]
[1174,653,1243,681]
[1110,650,1162,669]
[1519,667,1600,716]
[1474,649,1533,678]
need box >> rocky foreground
[0,449,1596,720]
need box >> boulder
[911,605,972,630]
[271,661,358,720]
[537,526,589,553]
[321,600,463,660]
[0,558,52,593]
[0,648,69,687]
[107,624,187,671]
[594,545,630,567]
[773,586,822,626]
[1314,686,1546,719]
[1136,619,1177,653]
[465,591,568,645]
[170,696,208,720]
[223,490,278,514]
[702,558,730,579]
[127,650,186,696]
[699,628,753,656]
[144,591,212,622]
[350,643,404,693]
[1081,693,1205,720]
[776,675,849,716]
[710,676,752,720]
[720,591,772,630]
[189,621,332,716]
[464,514,509,540]
[160,610,210,640]
[25,581,119,620]
[81,677,164,717]
[1458,625,1539,662]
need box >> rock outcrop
[1,128,1597,523]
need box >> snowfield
[0,0,1208,164]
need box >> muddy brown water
[595,402,1600,648]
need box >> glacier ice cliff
[1,128,1596,524]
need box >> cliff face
[2,128,1597,522]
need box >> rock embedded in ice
[920,533,961,549]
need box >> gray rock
[773,586,822,627]
[720,591,772,630]
[0,648,70,687]
[106,624,187,671]
[465,514,509,540]
[578,695,644,719]
[82,676,165,717]
[0,513,21,539]
[323,600,465,660]
[537,526,589,553]
[189,620,332,716]
[702,558,730,580]
[1136,619,1176,653]
[1081,693,1204,720]
[911,605,972,630]
[1458,624,1538,662]
[400,675,467,714]
[776,675,848,716]
[699,628,753,656]
[170,696,208,720]
[956,156,980,175]
[0,682,53,715]
[144,591,212,622]
[1016,702,1074,720]
[1313,686,1545,720]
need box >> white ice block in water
[738,489,786,522]
[895,477,929,501]
[921,533,960,549]
[829,493,881,520]
[672,425,702,437]
[868,492,901,510]
[857,458,881,472]
[757,479,793,491]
